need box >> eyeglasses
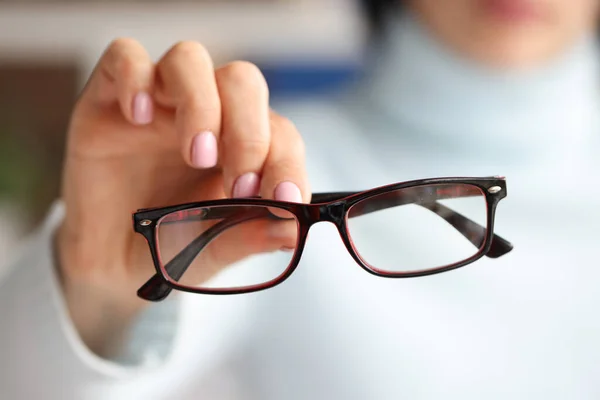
[133,176,513,301]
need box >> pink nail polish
[274,181,302,203]
[191,131,218,168]
[132,92,153,125]
[233,172,260,198]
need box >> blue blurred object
[259,63,363,98]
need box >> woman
[1,0,599,398]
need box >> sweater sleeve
[0,201,182,399]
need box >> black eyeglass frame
[133,176,512,301]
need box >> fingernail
[191,131,218,169]
[274,181,302,203]
[232,172,260,198]
[132,92,153,125]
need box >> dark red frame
[133,176,512,301]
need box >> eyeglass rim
[133,176,510,301]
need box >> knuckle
[270,113,296,133]
[218,61,268,95]
[182,98,221,116]
[287,137,306,161]
[271,117,305,157]
[115,57,136,82]
[270,141,305,170]
[181,87,221,112]
[268,156,305,181]
[107,37,140,54]
[285,137,306,163]
[169,41,212,65]
[106,38,147,83]
[231,136,270,158]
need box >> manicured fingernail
[191,131,218,168]
[274,181,302,203]
[132,92,153,125]
[232,172,260,198]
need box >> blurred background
[0,0,367,268]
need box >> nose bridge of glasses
[315,201,346,226]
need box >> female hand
[56,38,310,356]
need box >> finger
[159,218,298,286]
[203,219,298,271]
[260,112,311,204]
[155,41,222,169]
[215,61,270,198]
[83,38,155,125]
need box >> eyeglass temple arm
[310,191,512,258]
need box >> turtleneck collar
[361,11,600,163]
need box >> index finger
[81,38,155,125]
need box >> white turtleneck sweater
[1,12,599,400]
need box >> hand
[56,38,310,356]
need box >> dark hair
[360,0,400,35]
